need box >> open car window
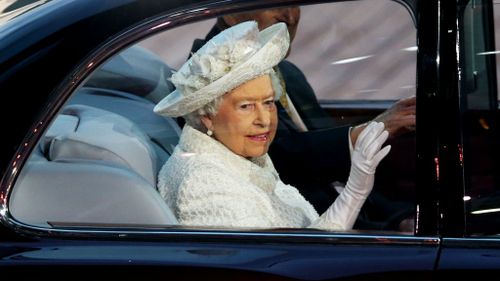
[8,0,417,235]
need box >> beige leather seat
[10,104,178,227]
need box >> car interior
[9,44,416,231]
[9,46,181,227]
[8,2,418,231]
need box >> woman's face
[202,75,278,158]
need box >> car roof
[0,0,203,66]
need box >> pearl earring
[207,129,213,136]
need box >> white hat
[153,21,290,117]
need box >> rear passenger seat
[69,87,181,169]
[10,45,181,227]
[10,104,179,227]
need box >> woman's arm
[311,122,391,230]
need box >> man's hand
[350,96,416,146]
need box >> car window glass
[461,0,500,235]
[0,0,50,25]
[9,0,417,235]
[287,1,416,102]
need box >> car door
[0,0,440,279]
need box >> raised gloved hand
[317,122,391,230]
[348,121,391,198]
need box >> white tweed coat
[157,125,362,230]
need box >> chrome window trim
[11,219,439,245]
[0,0,424,244]
[443,237,500,246]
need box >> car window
[287,1,416,102]
[0,0,50,25]
[461,0,500,235]
[8,0,417,235]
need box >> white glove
[320,122,391,230]
[347,121,391,196]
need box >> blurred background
[4,0,500,102]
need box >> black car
[1,0,499,279]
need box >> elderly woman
[154,21,390,230]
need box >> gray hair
[183,96,224,132]
[182,71,283,132]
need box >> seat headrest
[45,104,157,185]
[84,45,175,103]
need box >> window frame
[0,0,432,244]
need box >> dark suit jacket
[190,24,352,212]
[271,60,350,185]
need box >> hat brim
[154,22,289,117]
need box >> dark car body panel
[0,235,438,279]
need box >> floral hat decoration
[153,21,290,117]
